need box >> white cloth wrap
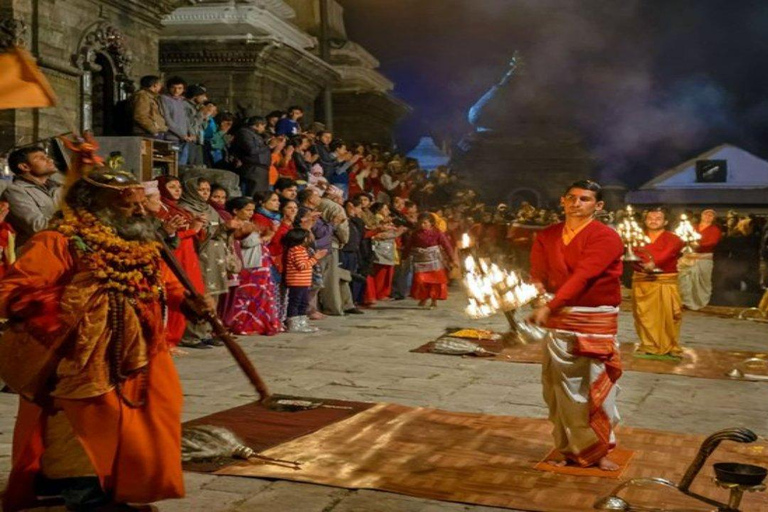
[677,253,713,310]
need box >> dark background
[339,0,768,186]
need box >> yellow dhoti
[632,272,683,356]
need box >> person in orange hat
[0,169,212,512]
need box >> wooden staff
[158,237,271,402]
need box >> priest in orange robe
[632,207,685,357]
[528,180,624,471]
[0,168,209,511]
[678,209,722,310]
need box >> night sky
[339,0,768,186]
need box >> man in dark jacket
[313,131,338,177]
[232,116,271,197]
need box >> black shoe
[179,340,213,350]
[202,338,224,347]
[345,308,364,315]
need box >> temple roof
[626,144,768,205]
[468,54,522,132]
[406,137,450,171]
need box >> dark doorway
[91,53,116,136]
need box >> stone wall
[160,39,337,122]
[332,91,410,147]
[0,0,178,152]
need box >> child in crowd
[283,228,327,332]
[403,212,457,309]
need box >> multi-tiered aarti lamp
[674,213,702,253]
[617,205,650,262]
[460,236,546,343]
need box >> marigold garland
[56,208,165,302]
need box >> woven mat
[183,395,374,473]
[214,402,768,512]
[534,448,635,479]
[412,336,768,381]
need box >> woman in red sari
[225,197,282,335]
[153,175,207,348]
[403,213,457,308]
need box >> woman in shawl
[251,191,283,284]
[317,198,357,315]
[252,191,282,235]
[403,212,458,308]
[178,176,235,347]
[153,175,207,348]
[225,196,282,335]
[208,184,243,320]
[363,202,405,305]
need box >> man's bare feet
[598,456,620,471]
[429,299,438,309]
[418,299,428,307]
[544,456,619,471]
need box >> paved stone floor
[1,288,767,511]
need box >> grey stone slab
[2,290,768,511]
[231,481,347,511]
[201,475,272,495]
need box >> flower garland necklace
[56,208,164,301]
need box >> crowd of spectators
[1,74,767,348]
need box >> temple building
[626,144,768,214]
[452,55,594,207]
[0,0,409,152]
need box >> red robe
[530,221,624,311]
[638,230,683,273]
[696,224,722,253]
[0,231,186,510]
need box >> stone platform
[1,288,766,511]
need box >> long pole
[158,238,271,402]
[319,0,333,131]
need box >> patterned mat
[412,334,768,381]
[211,401,768,512]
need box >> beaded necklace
[56,208,166,407]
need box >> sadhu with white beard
[0,162,212,511]
[528,180,624,471]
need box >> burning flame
[462,254,539,319]
[618,205,650,248]
[460,233,471,249]
[674,214,702,245]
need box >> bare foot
[545,459,569,467]
[598,456,620,471]
[418,299,428,307]
[429,300,438,309]
[170,347,189,357]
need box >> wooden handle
[158,237,271,401]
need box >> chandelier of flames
[674,213,702,253]
[617,205,650,262]
[458,234,540,319]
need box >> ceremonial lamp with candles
[457,232,476,261]
[674,213,702,253]
[462,253,547,343]
[617,205,650,262]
